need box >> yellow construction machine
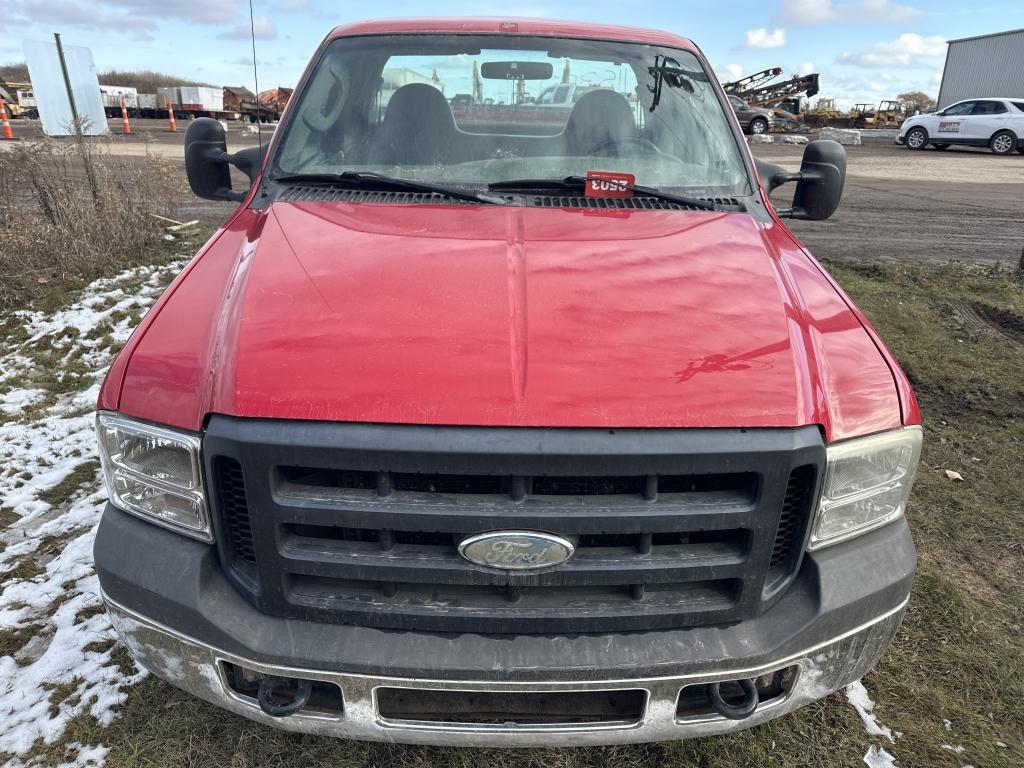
[874,100,907,128]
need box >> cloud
[8,0,243,38]
[112,0,241,24]
[715,63,745,82]
[227,55,287,68]
[778,0,922,25]
[744,28,787,49]
[219,15,278,41]
[838,33,947,67]
[10,0,157,39]
[796,60,816,75]
[809,66,936,108]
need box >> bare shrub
[0,137,186,309]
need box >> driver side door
[933,100,975,142]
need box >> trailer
[16,89,37,119]
[99,85,138,117]
[179,85,223,113]
[257,87,292,121]
[137,93,159,118]
[224,86,267,122]
[157,85,241,120]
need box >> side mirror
[185,118,266,203]
[755,139,846,221]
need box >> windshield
[272,34,752,197]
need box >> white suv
[898,98,1024,155]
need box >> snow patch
[863,745,899,768]
[846,680,895,743]
[0,388,45,416]
[0,260,185,766]
[942,745,966,754]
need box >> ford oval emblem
[458,531,575,570]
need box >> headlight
[808,426,922,550]
[96,412,211,541]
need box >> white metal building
[937,28,1024,108]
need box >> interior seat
[369,84,460,166]
[563,90,637,156]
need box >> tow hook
[706,678,759,720]
[256,675,313,717]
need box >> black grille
[206,419,823,634]
[765,465,816,594]
[770,467,815,569]
[215,457,257,580]
[277,186,485,205]
[276,185,740,212]
[531,195,741,211]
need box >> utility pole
[54,31,99,204]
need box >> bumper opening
[675,665,797,720]
[222,661,345,717]
[375,687,647,727]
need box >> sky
[2,0,1018,108]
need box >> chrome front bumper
[106,594,906,747]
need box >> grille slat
[288,575,742,633]
[209,421,822,634]
[215,457,256,580]
[279,535,748,587]
[767,466,816,584]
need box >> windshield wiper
[272,171,507,206]
[488,176,731,212]
[647,55,695,113]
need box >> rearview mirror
[480,61,554,81]
[755,139,846,221]
[790,139,846,220]
[185,117,266,203]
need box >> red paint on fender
[110,201,905,442]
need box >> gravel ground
[756,141,1024,267]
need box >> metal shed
[937,28,1024,108]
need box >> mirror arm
[769,171,802,191]
[200,147,254,202]
[754,158,801,193]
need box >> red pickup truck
[94,18,921,746]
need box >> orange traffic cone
[167,104,177,133]
[120,95,132,135]
[0,100,14,140]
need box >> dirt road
[756,141,1024,266]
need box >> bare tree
[898,91,936,114]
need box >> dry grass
[0,137,186,310]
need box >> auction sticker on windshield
[586,170,635,198]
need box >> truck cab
[95,18,920,746]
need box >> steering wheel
[589,135,663,157]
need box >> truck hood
[115,202,903,439]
